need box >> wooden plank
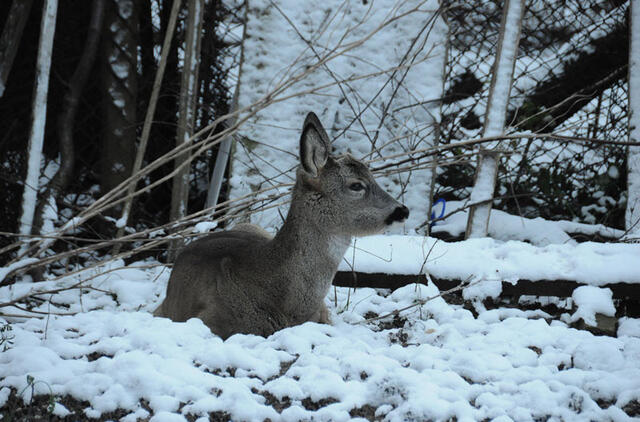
[333,271,640,299]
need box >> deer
[155,112,409,339]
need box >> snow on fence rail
[334,235,640,290]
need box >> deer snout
[385,205,410,225]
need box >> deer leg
[311,302,332,325]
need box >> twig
[369,132,640,171]
[115,0,183,244]
[359,275,476,324]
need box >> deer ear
[300,112,330,177]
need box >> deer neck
[269,194,351,280]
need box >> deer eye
[349,182,366,192]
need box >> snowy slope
[228,0,447,231]
[1,263,640,421]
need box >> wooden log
[333,271,640,300]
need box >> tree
[0,0,34,97]
[18,0,57,251]
[113,0,181,247]
[33,0,105,240]
[100,0,137,203]
[170,0,204,224]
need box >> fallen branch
[359,275,476,324]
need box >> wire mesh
[440,0,629,228]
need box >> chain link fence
[439,0,628,230]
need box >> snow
[466,153,499,238]
[619,317,640,338]
[483,0,523,138]
[1,269,639,421]
[0,258,39,285]
[2,206,640,420]
[115,215,127,228]
[570,286,616,326]
[609,165,620,179]
[2,199,639,419]
[116,0,134,20]
[108,85,127,109]
[34,159,62,236]
[339,235,640,292]
[433,200,625,244]
[149,228,166,238]
[439,2,629,228]
[40,194,58,235]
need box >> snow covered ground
[1,220,640,421]
[2,189,638,421]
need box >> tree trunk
[138,0,156,105]
[626,0,640,241]
[33,0,105,238]
[465,0,524,239]
[142,0,180,222]
[100,0,137,208]
[18,0,58,252]
[170,0,204,223]
[0,0,34,97]
[112,0,181,249]
[168,0,204,260]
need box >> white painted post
[205,88,238,210]
[465,0,525,239]
[626,0,640,241]
[18,0,58,251]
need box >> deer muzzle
[385,205,410,225]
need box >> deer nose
[385,205,410,225]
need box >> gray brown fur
[155,112,409,339]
